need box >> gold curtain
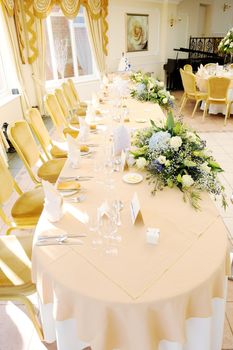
[1,3,31,116]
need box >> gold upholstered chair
[44,94,79,139]
[8,121,65,184]
[67,78,88,109]
[62,82,86,116]
[0,155,44,235]
[179,68,208,118]
[27,108,67,159]
[183,64,193,73]
[203,76,232,125]
[55,88,80,126]
[0,234,43,339]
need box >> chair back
[180,68,196,94]
[62,82,77,110]
[0,155,15,205]
[27,108,51,159]
[68,78,80,102]
[208,77,231,100]
[8,121,42,184]
[55,88,70,119]
[183,64,193,73]
[45,94,67,128]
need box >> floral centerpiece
[130,71,175,110]
[131,111,226,209]
[218,27,233,55]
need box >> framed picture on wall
[126,13,149,52]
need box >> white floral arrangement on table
[130,111,227,210]
[130,71,175,111]
[218,27,233,54]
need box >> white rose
[162,98,168,104]
[158,155,166,164]
[170,136,182,150]
[136,157,147,169]
[230,42,233,48]
[186,131,197,142]
[200,162,211,174]
[170,95,175,100]
[182,175,194,188]
[225,39,229,45]
[158,81,164,87]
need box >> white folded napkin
[77,118,89,143]
[67,134,81,168]
[42,180,63,222]
[113,125,130,156]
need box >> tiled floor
[0,103,233,350]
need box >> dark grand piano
[164,36,224,90]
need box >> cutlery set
[36,233,87,246]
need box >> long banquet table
[32,98,230,350]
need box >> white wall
[0,95,23,126]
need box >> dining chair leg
[202,101,209,121]
[179,96,187,115]
[224,103,231,126]
[180,93,185,107]
[191,100,199,118]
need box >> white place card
[121,150,128,171]
[130,192,144,225]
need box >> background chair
[28,108,67,159]
[0,234,43,339]
[179,68,208,118]
[203,76,232,125]
[55,88,79,126]
[44,94,79,139]
[0,155,44,235]
[8,121,65,184]
[183,64,193,73]
[62,82,86,116]
[67,78,87,109]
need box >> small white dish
[122,172,143,184]
[59,189,80,197]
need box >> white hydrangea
[182,175,194,188]
[157,155,166,164]
[200,162,211,174]
[136,157,147,169]
[170,136,182,150]
[186,131,197,142]
[162,98,168,104]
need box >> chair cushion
[70,117,80,125]
[80,102,88,109]
[51,145,67,159]
[0,235,33,286]
[11,187,44,225]
[63,127,79,139]
[76,107,86,116]
[37,158,66,183]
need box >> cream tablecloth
[32,99,230,350]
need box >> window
[45,5,97,82]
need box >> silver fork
[59,176,93,181]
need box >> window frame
[45,8,98,86]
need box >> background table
[196,66,233,115]
[32,99,230,350]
